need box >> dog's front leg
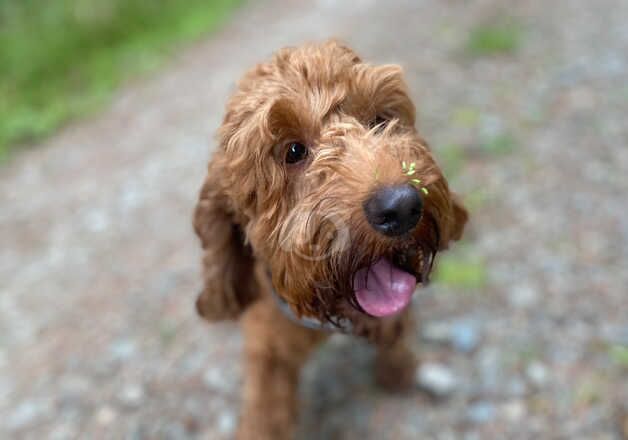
[237,299,326,440]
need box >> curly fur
[193,40,468,439]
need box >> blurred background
[1,0,627,438]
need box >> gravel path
[1,0,627,438]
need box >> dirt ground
[1,0,627,438]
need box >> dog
[193,40,468,439]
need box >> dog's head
[195,40,467,324]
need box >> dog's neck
[267,280,353,333]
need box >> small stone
[501,400,526,422]
[217,410,236,434]
[59,375,90,404]
[161,422,186,439]
[416,363,458,398]
[477,347,502,393]
[466,401,496,424]
[203,366,234,393]
[422,319,481,353]
[422,322,452,344]
[7,399,51,431]
[109,339,136,361]
[50,422,78,440]
[505,376,527,397]
[451,321,480,353]
[526,361,549,387]
[118,384,145,408]
[508,284,539,308]
[95,405,118,425]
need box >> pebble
[160,422,187,439]
[422,322,452,344]
[508,284,539,308]
[451,321,481,353]
[477,347,502,393]
[506,376,528,397]
[466,401,496,424]
[109,339,137,362]
[59,375,90,405]
[49,422,78,440]
[203,366,236,393]
[117,384,145,408]
[526,361,550,387]
[217,410,237,434]
[416,363,458,398]
[422,319,481,353]
[501,400,527,422]
[7,399,52,431]
[95,405,118,426]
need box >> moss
[451,107,481,128]
[434,252,487,289]
[481,133,517,155]
[438,143,465,178]
[610,344,628,368]
[466,20,521,56]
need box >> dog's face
[205,41,467,324]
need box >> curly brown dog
[193,40,468,439]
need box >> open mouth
[352,249,429,318]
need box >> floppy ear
[447,193,468,243]
[193,156,259,321]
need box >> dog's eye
[285,142,308,164]
[370,115,388,130]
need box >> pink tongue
[353,257,417,317]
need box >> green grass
[609,344,628,368]
[480,133,517,155]
[464,188,489,212]
[0,0,242,159]
[438,143,466,179]
[451,107,480,128]
[433,252,488,289]
[466,20,521,56]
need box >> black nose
[364,184,423,236]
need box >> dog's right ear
[193,156,258,321]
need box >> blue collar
[269,285,353,333]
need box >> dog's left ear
[447,193,468,244]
